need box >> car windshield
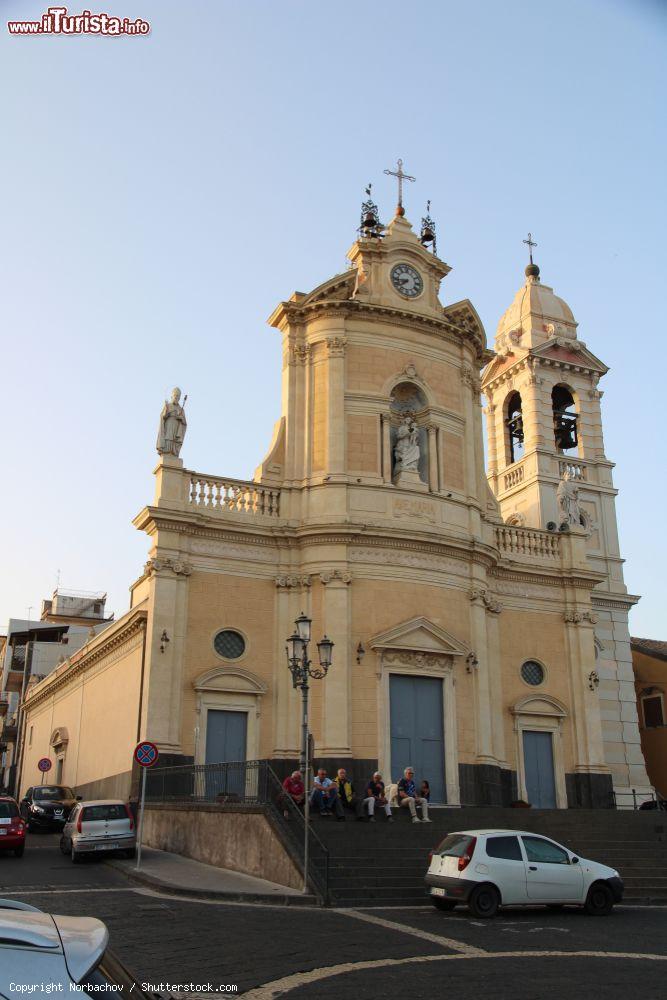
[0,801,19,818]
[34,786,74,801]
[80,948,161,998]
[436,833,474,857]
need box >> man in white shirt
[310,768,343,818]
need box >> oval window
[214,629,246,660]
[521,660,545,686]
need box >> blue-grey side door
[205,710,247,799]
[390,674,445,803]
[522,730,557,808]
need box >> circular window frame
[520,659,547,688]
[212,627,249,663]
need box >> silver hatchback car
[0,898,159,998]
[60,799,136,862]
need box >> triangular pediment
[530,339,608,374]
[369,617,467,657]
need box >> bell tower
[481,249,651,800]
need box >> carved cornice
[275,575,311,589]
[563,609,599,625]
[319,569,352,585]
[144,556,192,577]
[470,588,503,614]
[382,649,454,673]
[326,336,347,357]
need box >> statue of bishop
[156,387,187,458]
[557,470,581,528]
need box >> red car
[0,797,26,857]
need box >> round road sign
[38,757,52,773]
[134,741,159,768]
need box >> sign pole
[136,765,147,871]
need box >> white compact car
[0,898,159,998]
[425,828,623,918]
[60,799,136,863]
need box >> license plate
[430,887,446,897]
[94,843,118,851]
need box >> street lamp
[286,612,334,894]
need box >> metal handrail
[144,759,330,902]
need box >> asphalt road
[2,832,666,999]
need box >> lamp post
[286,612,333,894]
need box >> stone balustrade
[495,524,560,560]
[559,458,587,481]
[188,473,282,518]
[503,464,525,491]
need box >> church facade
[18,196,650,809]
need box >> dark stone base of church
[132,753,194,800]
[458,763,516,806]
[566,771,614,809]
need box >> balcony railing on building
[187,473,282,519]
[495,525,560,560]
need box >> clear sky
[1,0,665,637]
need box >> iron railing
[612,788,666,811]
[145,759,330,902]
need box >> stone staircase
[311,807,667,907]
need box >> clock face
[391,263,423,298]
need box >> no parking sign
[133,740,159,873]
[38,757,52,773]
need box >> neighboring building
[631,637,667,799]
[18,191,652,808]
[0,590,111,794]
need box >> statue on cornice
[557,470,581,528]
[156,387,187,458]
[394,416,420,473]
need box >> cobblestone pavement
[2,834,666,999]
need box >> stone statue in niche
[557,470,581,528]
[156,387,187,458]
[394,416,420,473]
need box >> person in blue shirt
[310,768,344,818]
[397,767,431,823]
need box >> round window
[214,630,246,660]
[521,660,545,686]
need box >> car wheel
[14,846,25,858]
[468,883,500,919]
[584,882,614,916]
[431,898,456,912]
[59,836,69,855]
[71,846,83,865]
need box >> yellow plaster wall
[311,355,328,473]
[498,610,575,771]
[182,572,276,758]
[347,343,461,412]
[347,413,379,474]
[20,637,143,797]
[441,431,465,491]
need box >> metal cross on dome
[523,232,538,264]
[384,158,416,210]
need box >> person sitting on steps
[310,768,343,818]
[281,770,305,818]
[333,768,364,821]
[364,772,393,822]
[397,767,431,823]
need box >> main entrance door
[523,730,557,808]
[205,709,247,799]
[390,675,445,803]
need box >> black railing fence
[145,759,330,902]
[612,787,666,811]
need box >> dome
[495,268,578,350]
